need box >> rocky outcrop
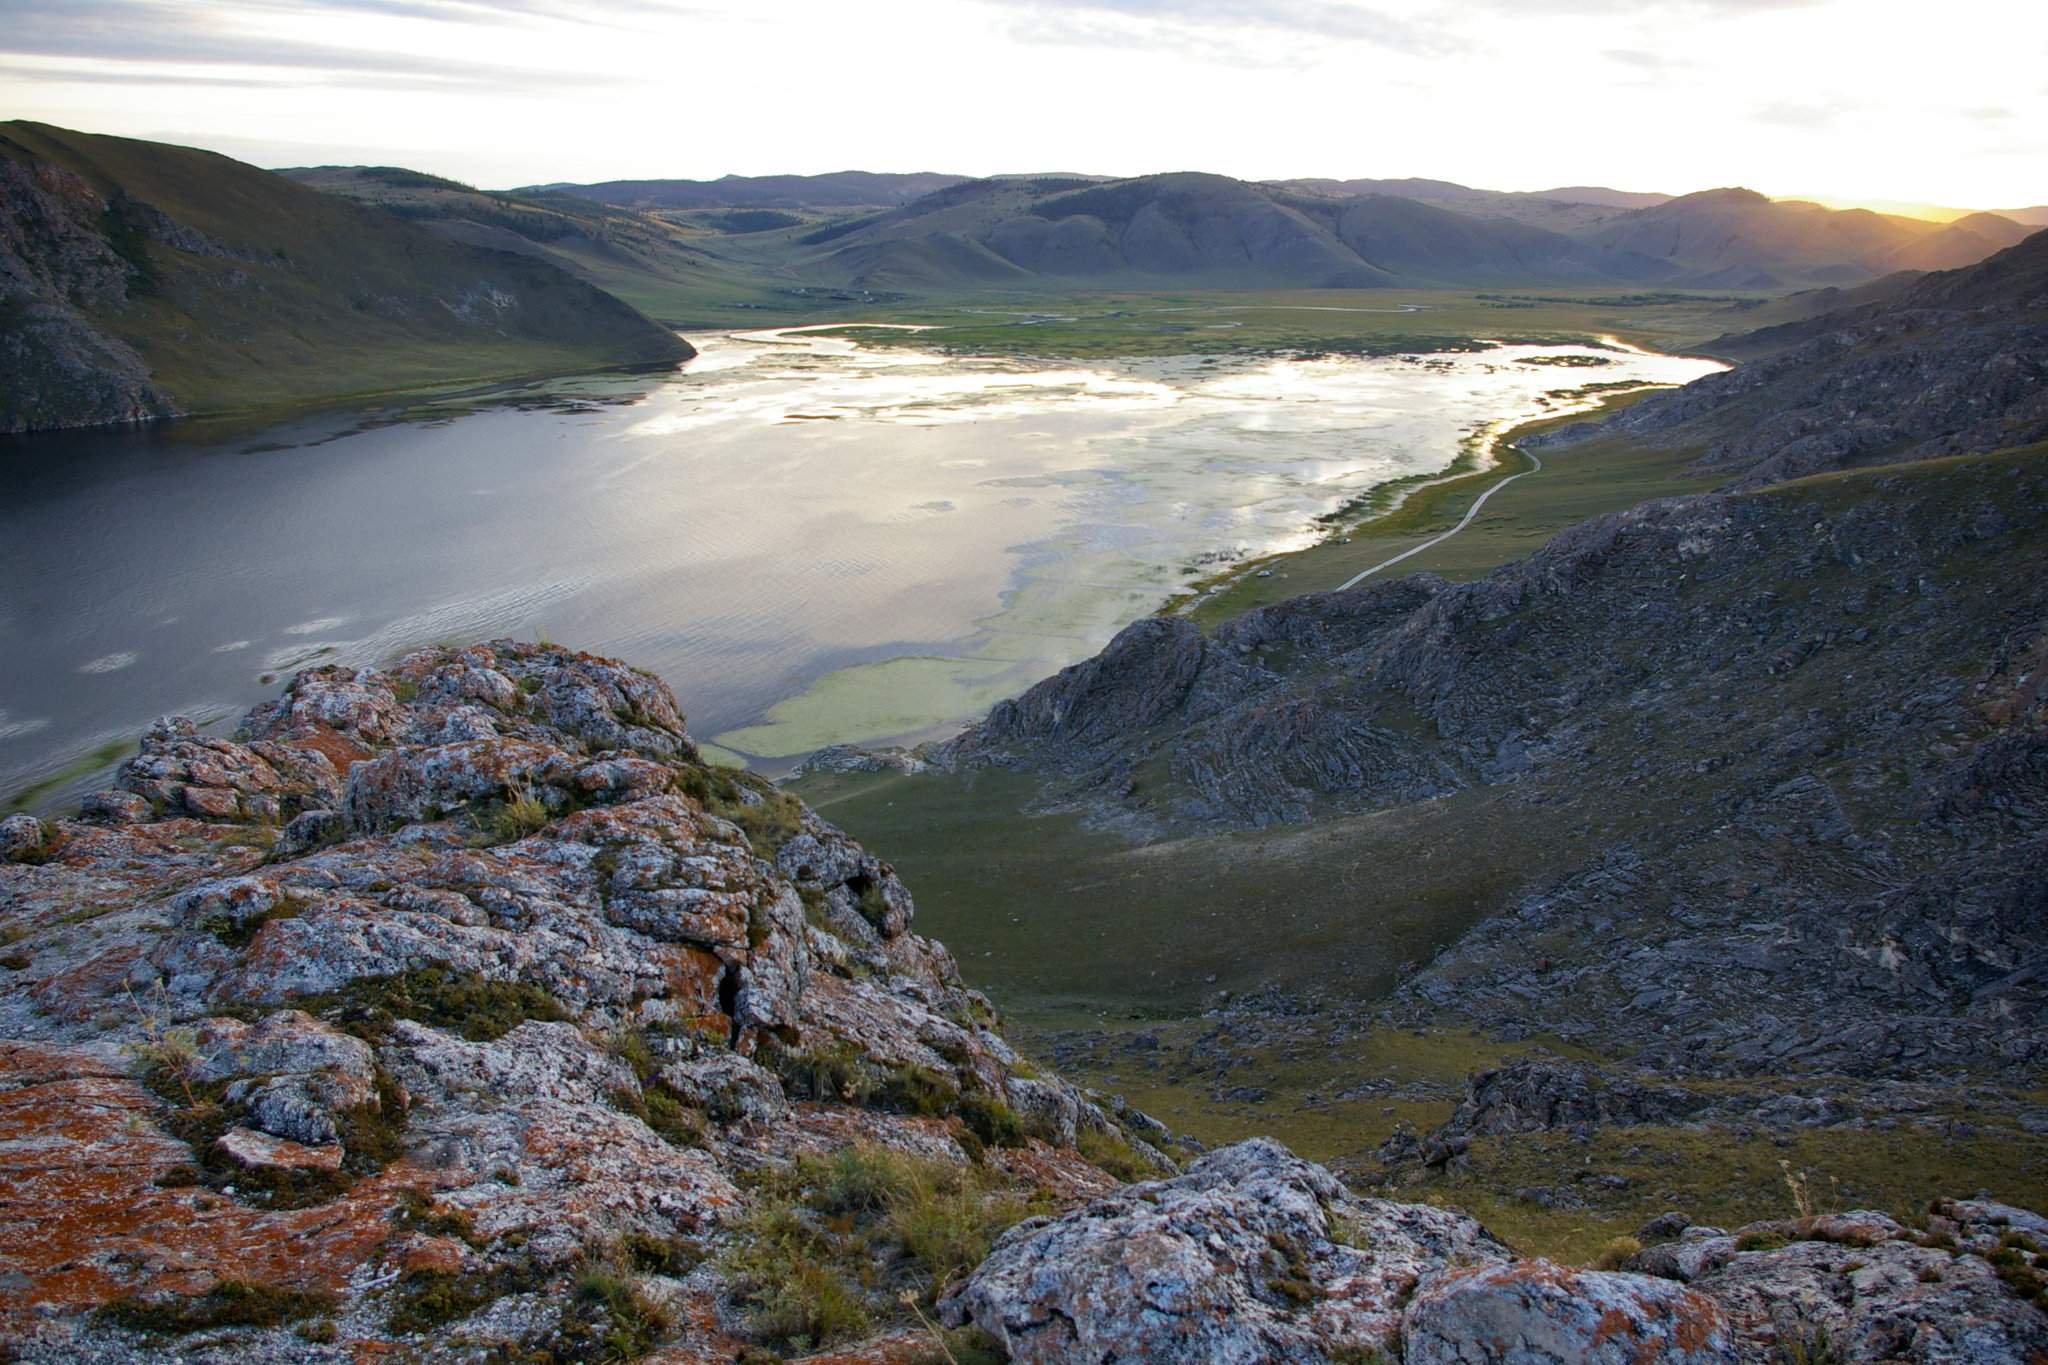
[941,445,2048,1090]
[1435,1061,1713,1139]
[942,1138,1510,1362]
[0,150,176,432]
[0,642,1152,1358]
[945,1141,2048,1363]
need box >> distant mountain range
[529,170,2037,293]
[743,175,2033,292]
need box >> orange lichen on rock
[0,1042,421,1338]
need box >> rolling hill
[779,172,1679,290]
[276,164,783,323]
[1587,187,2029,286]
[1267,177,1672,234]
[0,123,693,433]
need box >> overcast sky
[2,0,2042,210]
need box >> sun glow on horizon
[1,0,2041,209]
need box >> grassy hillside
[795,437,2048,1258]
[280,164,809,326]
[0,123,693,424]
[1587,187,2007,287]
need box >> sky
[1,0,2042,210]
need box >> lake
[0,327,1719,808]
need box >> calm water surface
[0,328,1719,806]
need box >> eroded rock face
[0,641,1154,1358]
[8,641,2044,1362]
[1436,1060,1713,1140]
[941,1138,1511,1362]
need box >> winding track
[1334,443,1542,591]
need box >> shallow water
[0,328,1718,805]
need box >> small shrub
[486,783,549,843]
[685,769,804,858]
[394,1187,481,1245]
[318,966,569,1043]
[386,1268,499,1335]
[854,882,892,931]
[1779,1329,1846,1365]
[1076,1124,1159,1182]
[98,1280,336,1335]
[888,1177,1028,1290]
[802,1144,923,1216]
[910,1325,1008,1365]
[1736,1230,1789,1253]
[202,892,309,950]
[564,1266,672,1360]
[770,1040,869,1104]
[609,1024,656,1078]
[334,1067,410,1173]
[1592,1235,1642,1271]
[1266,1273,1317,1304]
[958,1092,1024,1149]
[726,1144,1036,1347]
[875,1063,960,1118]
[643,1088,706,1147]
[722,1203,871,1351]
[620,1230,701,1277]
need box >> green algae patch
[712,655,1024,760]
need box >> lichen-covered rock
[78,788,150,824]
[216,1125,346,1172]
[1693,1235,2048,1363]
[116,715,348,824]
[940,1137,1510,1362]
[1618,1207,2048,1362]
[0,813,46,861]
[0,641,1138,1357]
[193,1010,378,1145]
[1402,1261,1738,1363]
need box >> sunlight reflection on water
[0,328,1718,800]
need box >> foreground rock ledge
[2,642,2045,1362]
[942,1139,2048,1363]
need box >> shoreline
[1161,378,1679,622]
